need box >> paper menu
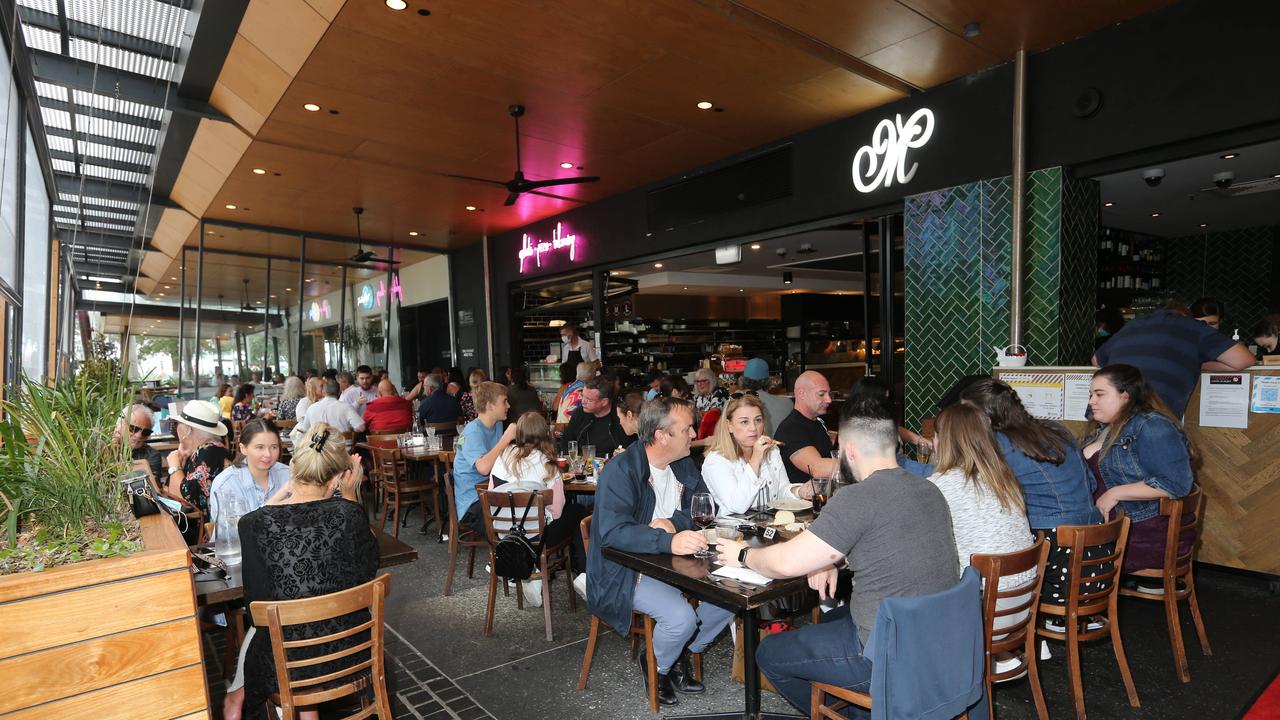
[1199,373,1249,429]
[1063,373,1094,422]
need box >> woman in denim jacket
[1084,364,1194,575]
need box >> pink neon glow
[518,222,579,273]
[375,277,404,305]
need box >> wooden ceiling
[168,0,1176,255]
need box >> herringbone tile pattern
[1059,176,1100,365]
[1166,226,1278,337]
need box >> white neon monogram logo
[851,108,935,193]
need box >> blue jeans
[756,605,873,718]
[632,575,736,674]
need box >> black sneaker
[668,652,705,694]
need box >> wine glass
[690,493,717,559]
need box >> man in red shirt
[363,379,414,433]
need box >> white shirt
[702,449,799,516]
[298,396,366,434]
[559,337,597,364]
[294,397,314,420]
[340,385,379,416]
[649,463,679,522]
[928,468,1035,589]
[490,447,560,524]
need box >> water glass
[583,445,596,463]
[215,496,245,566]
[567,441,579,459]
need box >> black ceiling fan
[447,104,600,206]
[240,278,255,311]
[349,207,400,265]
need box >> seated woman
[231,383,256,424]
[489,411,589,605]
[275,376,306,420]
[1084,364,1194,587]
[217,383,234,419]
[164,400,232,538]
[616,390,643,449]
[701,394,812,516]
[460,368,487,422]
[927,403,1035,637]
[238,423,378,719]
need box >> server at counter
[773,371,837,483]
[557,321,597,365]
[562,377,629,454]
[1093,305,1254,417]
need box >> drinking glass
[582,445,596,463]
[690,493,717,559]
[567,441,579,459]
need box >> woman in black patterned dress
[235,422,378,719]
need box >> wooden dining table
[604,532,810,720]
[195,528,417,606]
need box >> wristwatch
[737,546,750,567]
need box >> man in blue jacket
[586,396,735,707]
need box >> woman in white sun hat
[164,400,233,537]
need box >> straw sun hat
[171,400,228,436]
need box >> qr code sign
[1263,387,1279,403]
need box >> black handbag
[120,470,161,518]
[492,491,539,580]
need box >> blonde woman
[275,376,307,420]
[294,376,324,420]
[235,423,377,720]
[460,368,487,422]
[702,394,812,516]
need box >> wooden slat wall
[0,515,210,719]
[995,366,1280,576]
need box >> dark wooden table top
[603,544,810,611]
[563,480,597,493]
[358,439,453,462]
[196,529,418,606]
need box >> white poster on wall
[1063,373,1094,422]
[1003,373,1066,420]
[1199,373,1250,429]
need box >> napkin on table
[713,565,773,586]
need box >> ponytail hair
[291,422,353,488]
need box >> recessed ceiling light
[206,229,215,234]
[285,287,292,292]
[654,263,663,268]
[163,285,170,289]
[1150,212,1161,218]
[252,168,266,175]
[696,101,714,110]
[738,288,744,292]
[255,301,263,305]
[559,162,575,169]
[1274,174,1280,179]
[750,244,761,250]
[270,294,277,299]
[464,206,477,211]
[1220,153,1239,159]
[225,204,237,209]
[303,103,321,112]
[408,231,419,236]
[306,278,314,283]
[1103,201,1114,208]
[683,287,688,290]
[385,0,407,8]
[169,276,176,280]
[157,293,165,297]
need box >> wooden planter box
[0,514,210,719]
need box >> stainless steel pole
[194,221,205,391]
[338,265,347,369]
[297,237,307,371]
[177,247,186,396]
[1010,48,1027,348]
[263,257,271,374]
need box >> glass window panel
[63,0,189,47]
[21,25,62,54]
[22,128,51,379]
[17,0,61,15]
[0,67,19,290]
[71,89,164,121]
[68,37,176,80]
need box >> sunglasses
[729,391,758,399]
[129,424,153,437]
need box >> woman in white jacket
[702,394,813,516]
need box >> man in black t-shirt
[773,371,836,484]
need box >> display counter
[993,365,1280,577]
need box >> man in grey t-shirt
[716,413,959,716]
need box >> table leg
[742,607,761,720]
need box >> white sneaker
[522,579,544,608]
[1040,640,1052,661]
[573,573,588,600]
[993,655,1027,682]
[1044,616,1105,633]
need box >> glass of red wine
[690,492,717,559]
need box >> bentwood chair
[442,465,490,596]
[1036,515,1137,720]
[576,515,703,714]
[250,574,393,720]
[370,445,438,539]
[478,486,575,641]
[970,539,1052,720]
[1118,486,1212,682]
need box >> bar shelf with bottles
[604,319,787,376]
[1097,227,1166,293]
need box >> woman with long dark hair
[1084,364,1194,579]
[231,383,256,423]
[505,366,544,423]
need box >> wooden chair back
[1159,486,1205,581]
[368,446,407,488]
[275,419,298,432]
[580,514,592,555]
[970,538,1050,661]
[424,420,459,436]
[1056,514,1130,618]
[366,433,402,444]
[479,486,552,543]
[441,467,467,539]
[249,574,393,720]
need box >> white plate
[768,497,811,512]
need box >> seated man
[297,379,366,436]
[587,397,735,707]
[452,382,516,534]
[562,377,629,454]
[418,373,461,423]
[118,403,164,485]
[364,379,414,432]
[716,405,960,717]
[773,371,837,484]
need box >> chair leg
[484,553,499,637]
[644,615,658,714]
[577,616,602,690]
[563,554,577,613]
[630,628,641,660]
[1164,582,1190,683]
[1187,577,1212,656]
[1028,639,1050,720]
[1066,621,1086,720]
[391,493,402,539]
[377,490,389,532]
[541,565,555,642]
[1110,610,1141,708]
[444,536,459,597]
[467,546,476,578]
[810,684,823,720]
[985,676,995,720]
[692,652,702,682]
[515,579,524,610]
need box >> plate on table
[768,497,810,512]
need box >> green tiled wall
[903,167,1098,430]
[1164,225,1278,339]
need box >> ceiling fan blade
[526,189,591,204]
[445,173,510,187]
[520,175,600,191]
[504,192,520,206]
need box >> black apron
[564,345,585,368]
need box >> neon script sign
[518,222,579,273]
[307,300,331,323]
[363,276,403,308]
[851,108,935,193]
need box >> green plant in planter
[0,367,141,572]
